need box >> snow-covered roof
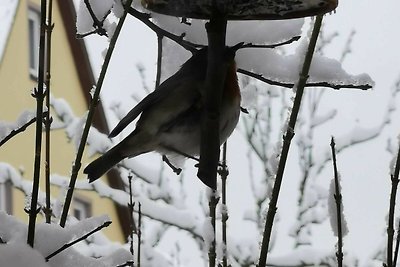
[0,0,19,64]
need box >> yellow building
[0,0,129,242]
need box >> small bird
[84,45,241,187]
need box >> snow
[236,42,373,86]
[148,13,374,89]
[0,0,18,63]
[0,243,51,267]
[0,110,36,142]
[328,176,349,237]
[151,12,304,46]
[0,0,394,266]
[202,218,214,251]
[0,212,132,267]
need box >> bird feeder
[140,0,338,189]
[141,0,338,20]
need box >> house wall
[0,0,126,243]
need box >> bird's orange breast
[223,61,241,102]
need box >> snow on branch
[236,47,373,91]
[0,110,47,148]
[50,174,204,241]
[0,211,131,267]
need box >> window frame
[27,6,41,79]
[73,196,92,221]
[0,181,12,214]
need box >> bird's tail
[84,146,123,183]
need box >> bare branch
[239,36,301,49]
[237,68,372,90]
[386,137,400,267]
[45,221,112,261]
[258,15,324,267]
[330,137,344,267]
[127,7,199,53]
[0,112,48,148]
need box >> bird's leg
[162,155,182,175]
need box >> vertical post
[221,142,228,267]
[44,0,53,224]
[27,0,47,247]
[197,11,227,190]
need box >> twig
[127,7,199,53]
[128,173,136,264]
[208,190,218,267]
[394,220,400,267]
[82,0,109,37]
[330,137,344,267]
[239,36,300,49]
[258,15,324,267]
[138,202,142,267]
[59,0,133,227]
[237,68,372,91]
[155,34,163,89]
[386,135,400,267]
[45,221,112,261]
[27,0,47,247]
[0,112,48,147]
[220,142,229,267]
[44,0,54,224]
[116,261,134,267]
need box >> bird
[84,45,241,188]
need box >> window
[28,7,40,78]
[0,182,12,214]
[73,197,92,220]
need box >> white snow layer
[0,243,51,267]
[0,110,36,142]
[0,212,132,267]
[0,0,18,62]
[151,14,373,88]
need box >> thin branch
[116,261,135,267]
[128,7,199,53]
[208,190,218,267]
[82,0,109,37]
[128,174,136,264]
[45,221,112,261]
[387,135,400,267]
[237,68,372,91]
[0,112,47,147]
[239,36,300,49]
[258,15,324,267]
[220,142,229,267]
[137,202,142,267]
[155,34,163,89]
[44,0,54,224]
[330,137,344,267]
[394,219,400,267]
[59,0,133,227]
[27,0,47,247]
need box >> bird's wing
[109,92,158,137]
[108,73,192,138]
